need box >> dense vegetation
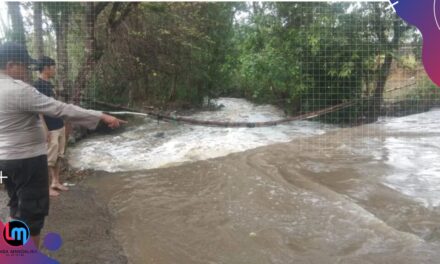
[1,2,434,123]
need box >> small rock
[154,132,165,138]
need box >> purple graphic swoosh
[0,221,60,263]
[393,0,440,87]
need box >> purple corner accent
[0,221,60,264]
[393,0,440,87]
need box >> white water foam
[68,98,336,172]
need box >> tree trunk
[371,52,393,119]
[7,2,26,45]
[56,12,69,101]
[373,54,393,102]
[33,2,44,58]
[42,3,72,101]
[73,3,100,104]
[368,5,407,122]
[73,3,137,105]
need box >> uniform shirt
[0,71,102,160]
[33,78,64,131]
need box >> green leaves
[58,1,414,120]
[230,2,405,121]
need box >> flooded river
[68,98,336,172]
[69,98,440,264]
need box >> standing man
[34,56,67,197]
[0,42,126,248]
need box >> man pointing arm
[0,42,125,249]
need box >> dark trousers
[0,155,49,236]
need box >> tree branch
[108,2,138,31]
[94,2,109,20]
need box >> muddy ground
[0,172,127,264]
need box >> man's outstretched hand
[101,113,128,129]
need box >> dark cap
[0,42,38,66]
[37,56,56,71]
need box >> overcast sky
[0,2,9,40]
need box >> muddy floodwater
[68,98,440,264]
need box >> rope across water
[93,100,355,128]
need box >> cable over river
[68,98,440,264]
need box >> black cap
[36,56,56,72]
[0,42,38,66]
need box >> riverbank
[0,170,127,264]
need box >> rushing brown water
[71,100,440,263]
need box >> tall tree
[33,2,44,58]
[72,2,108,104]
[370,3,410,119]
[7,2,26,45]
[73,2,137,104]
[91,2,238,107]
[44,3,72,100]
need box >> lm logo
[2,220,30,246]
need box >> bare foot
[49,188,60,197]
[51,183,69,191]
